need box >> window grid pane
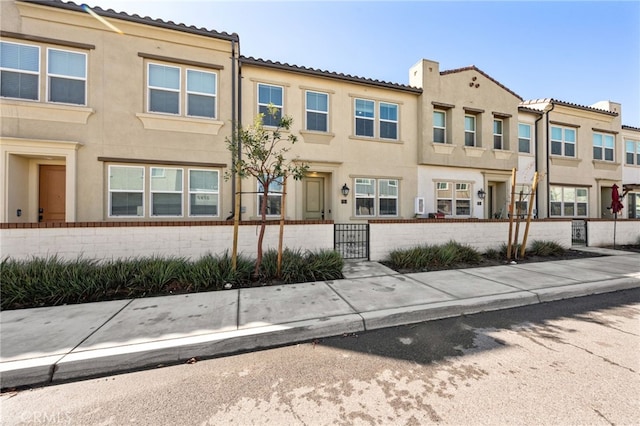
[433,111,446,143]
[189,169,219,217]
[151,167,183,216]
[306,91,328,132]
[109,166,144,217]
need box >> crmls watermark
[20,411,73,424]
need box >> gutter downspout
[545,102,555,218]
[227,35,241,220]
[533,112,544,218]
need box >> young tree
[226,106,308,276]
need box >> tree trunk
[255,189,269,277]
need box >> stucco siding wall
[0,223,333,261]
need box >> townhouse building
[1,0,239,223]
[1,0,637,227]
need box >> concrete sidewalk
[2,249,639,389]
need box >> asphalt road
[2,289,639,425]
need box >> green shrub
[528,240,566,257]
[260,248,343,284]
[386,241,482,271]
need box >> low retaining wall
[586,219,640,247]
[368,219,572,261]
[0,221,333,261]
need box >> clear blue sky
[86,0,640,127]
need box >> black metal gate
[572,219,587,246]
[334,224,369,260]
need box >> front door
[304,177,324,220]
[39,165,66,222]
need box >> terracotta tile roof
[622,125,640,132]
[440,65,522,101]
[520,98,618,116]
[518,106,544,115]
[240,56,423,94]
[21,0,239,42]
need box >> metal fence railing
[334,223,369,260]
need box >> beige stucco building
[1,0,638,225]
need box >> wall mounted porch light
[341,184,350,197]
[477,188,486,199]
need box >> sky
[83,0,640,127]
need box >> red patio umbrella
[611,184,624,214]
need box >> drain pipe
[545,101,555,218]
[226,35,241,220]
[533,111,544,218]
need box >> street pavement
[1,247,639,390]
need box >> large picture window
[550,186,588,217]
[151,167,183,216]
[0,41,39,100]
[593,133,614,161]
[551,126,576,157]
[189,169,219,216]
[258,83,283,126]
[305,91,328,132]
[436,181,471,216]
[47,48,86,105]
[109,166,144,217]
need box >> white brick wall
[0,223,334,261]
[587,221,640,247]
[369,220,571,261]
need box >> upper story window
[47,48,87,105]
[354,98,398,140]
[379,102,398,140]
[550,125,576,157]
[464,115,476,146]
[592,133,615,162]
[147,63,218,118]
[626,140,640,166]
[1,42,87,105]
[305,90,328,132]
[258,83,283,127]
[433,110,446,143]
[186,70,216,118]
[493,119,504,149]
[148,63,180,114]
[518,123,531,153]
[1,41,39,101]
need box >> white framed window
[436,181,472,216]
[189,169,219,217]
[379,179,398,216]
[464,115,476,147]
[186,69,216,118]
[628,192,640,218]
[257,177,283,216]
[108,165,144,217]
[148,63,180,114]
[433,110,446,143]
[355,178,376,216]
[593,132,615,161]
[355,98,375,138]
[626,140,640,165]
[47,48,87,105]
[493,119,503,150]
[258,83,283,126]
[518,123,531,153]
[380,102,398,140]
[551,125,576,157]
[150,167,183,216]
[305,90,328,132]
[550,186,588,217]
[0,41,40,101]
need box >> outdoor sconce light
[477,189,486,199]
[341,183,350,197]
